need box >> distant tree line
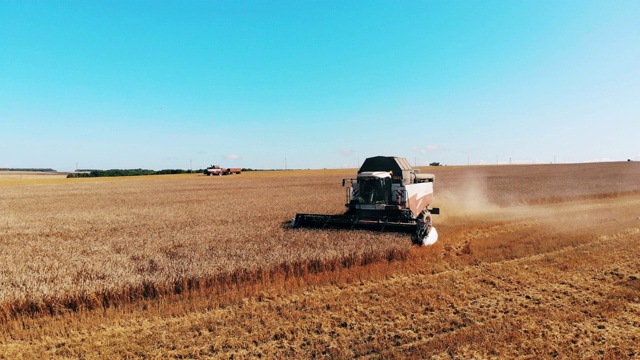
[67,169,205,178]
[67,168,262,178]
[1,168,57,172]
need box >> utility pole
[190,159,192,173]
[285,157,287,170]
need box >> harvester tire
[412,211,432,245]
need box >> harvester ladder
[350,216,360,230]
[379,217,390,231]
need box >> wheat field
[0,170,410,320]
[1,162,639,358]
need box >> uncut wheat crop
[0,172,410,318]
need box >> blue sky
[1,1,639,170]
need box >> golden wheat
[0,171,410,319]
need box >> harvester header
[293,156,440,245]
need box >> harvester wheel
[412,211,432,245]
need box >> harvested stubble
[0,171,408,320]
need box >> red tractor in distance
[204,165,242,176]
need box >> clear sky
[1,1,639,171]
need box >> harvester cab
[293,156,440,245]
[347,171,392,206]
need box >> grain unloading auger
[292,156,440,245]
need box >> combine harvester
[292,156,439,245]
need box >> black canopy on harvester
[292,156,440,245]
[360,156,412,176]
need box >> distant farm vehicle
[204,165,242,176]
[292,156,440,245]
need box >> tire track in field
[355,195,640,358]
[367,228,640,359]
